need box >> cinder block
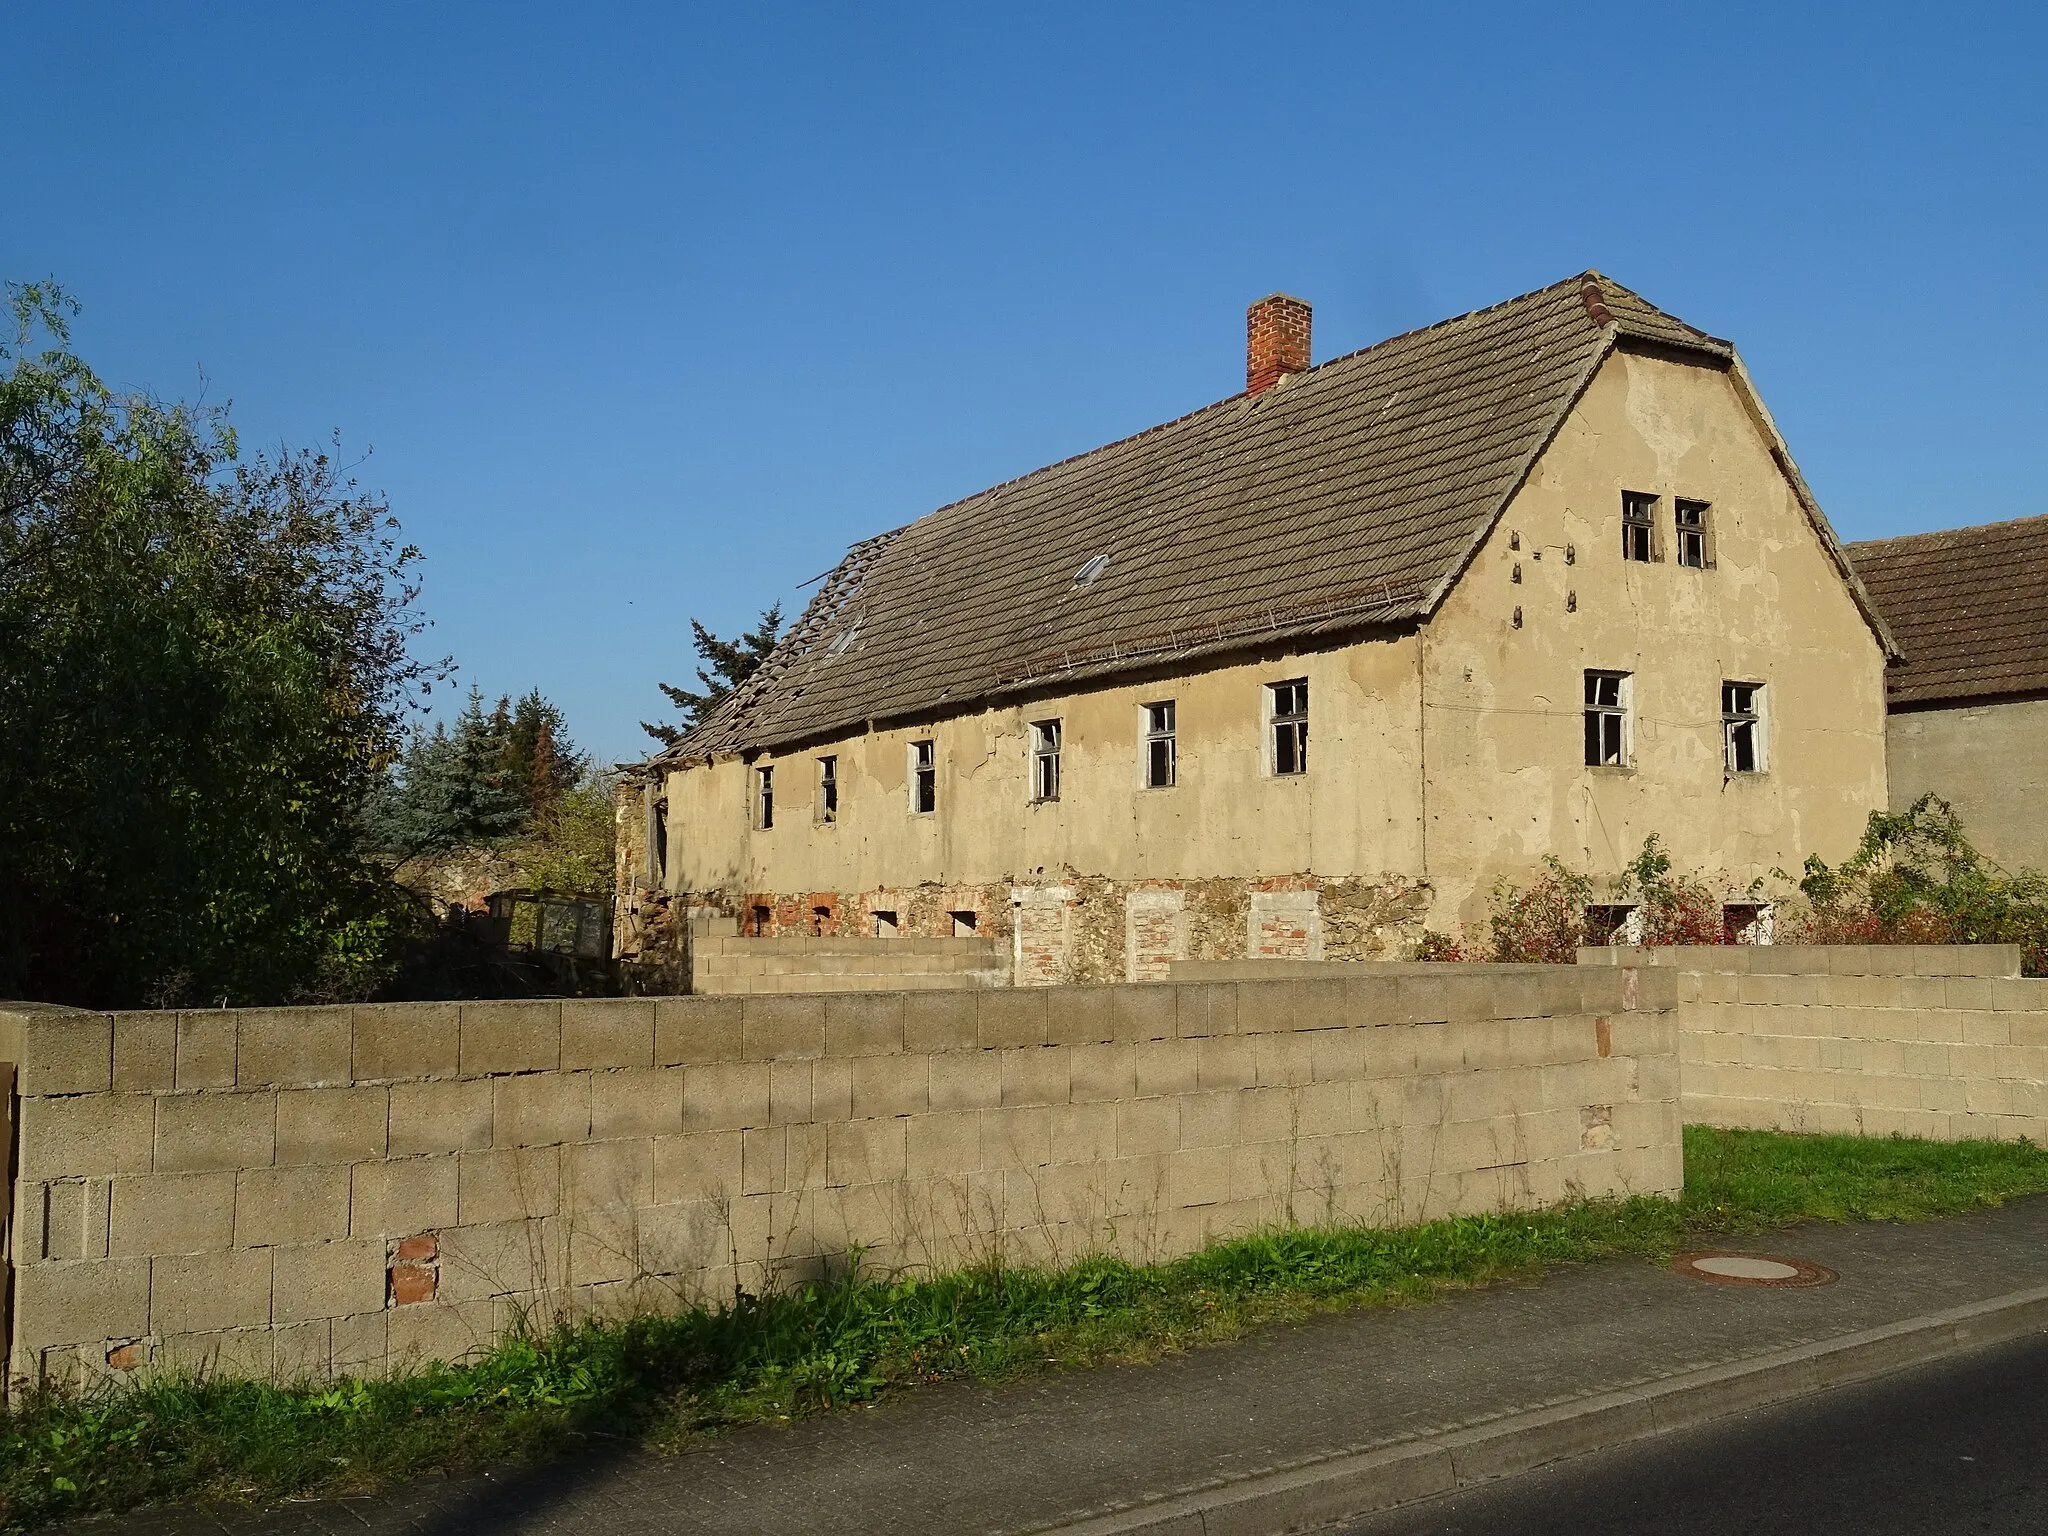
[1134,1040,1199,1097]
[386,1297,499,1370]
[22,1095,154,1177]
[1067,1043,1137,1103]
[13,1258,150,1347]
[1176,1090,1241,1149]
[1167,1145,1232,1208]
[1046,1102,1117,1165]
[272,1238,386,1323]
[34,1178,111,1261]
[653,1130,744,1203]
[769,1059,814,1124]
[457,1145,562,1224]
[175,1014,237,1089]
[108,1171,236,1257]
[562,1000,655,1071]
[682,1061,771,1131]
[901,993,977,1054]
[1252,1032,1315,1088]
[113,1013,176,1092]
[905,1110,982,1175]
[1196,1036,1258,1091]
[154,1092,275,1173]
[1046,986,1116,1047]
[236,1163,351,1247]
[273,1319,334,1384]
[999,1046,1069,1108]
[1173,983,1238,1042]
[276,1087,388,1165]
[742,996,827,1060]
[493,1071,592,1146]
[811,1058,853,1121]
[1112,986,1178,1045]
[977,990,1048,1050]
[851,1055,927,1119]
[459,1002,561,1077]
[826,1118,908,1186]
[589,1067,685,1139]
[237,1007,353,1088]
[741,1125,784,1193]
[389,1078,494,1155]
[825,993,904,1057]
[979,1105,1052,1169]
[926,1050,1000,1112]
[351,1156,458,1238]
[654,997,743,1065]
[158,1326,275,1380]
[330,1309,388,1375]
[352,1003,460,1081]
[564,1138,653,1210]
[22,1013,112,1096]
[435,1219,544,1303]
[152,1248,273,1336]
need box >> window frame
[1583,670,1633,768]
[816,754,839,824]
[910,739,937,815]
[754,763,775,830]
[1029,719,1062,803]
[1675,498,1711,569]
[1268,679,1309,777]
[1621,491,1659,563]
[1722,681,1766,774]
[1142,700,1177,789]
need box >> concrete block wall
[691,934,1011,994]
[1583,945,2048,1141]
[0,966,1678,1386]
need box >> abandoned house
[1847,513,2048,873]
[617,272,1897,983]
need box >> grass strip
[6,1124,2048,1529]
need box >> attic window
[826,620,862,657]
[1622,492,1658,563]
[1072,554,1111,588]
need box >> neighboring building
[1846,515,2048,872]
[620,273,1896,983]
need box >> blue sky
[4,2,2042,764]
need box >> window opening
[949,910,977,937]
[1676,499,1710,569]
[1583,904,1641,946]
[872,909,899,938]
[750,903,773,936]
[911,740,936,814]
[1723,682,1764,773]
[1072,553,1111,587]
[1584,671,1631,767]
[1270,679,1309,775]
[1030,720,1062,802]
[810,906,831,936]
[1143,700,1177,788]
[1723,902,1773,945]
[754,765,774,829]
[817,755,838,823]
[1622,491,1658,563]
[648,795,668,886]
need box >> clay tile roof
[1847,515,2048,707]
[667,272,1736,760]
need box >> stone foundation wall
[1,963,1674,1386]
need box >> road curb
[1041,1282,2048,1535]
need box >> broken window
[1584,671,1631,767]
[1723,682,1764,773]
[949,910,977,936]
[754,764,774,830]
[872,909,899,938]
[750,903,773,936]
[911,739,936,814]
[810,906,831,936]
[1269,679,1309,775]
[1583,904,1641,946]
[1676,499,1710,569]
[1143,700,1177,788]
[1030,719,1062,802]
[1622,491,1658,563]
[817,755,838,823]
[1723,902,1773,944]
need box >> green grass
[7,1125,2048,1530]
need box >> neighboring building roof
[1847,514,2048,707]
[663,272,1848,763]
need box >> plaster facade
[633,346,1887,981]
[1884,697,2048,874]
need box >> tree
[364,689,529,858]
[0,281,439,1007]
[641,604,784,747]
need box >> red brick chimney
[1246,293,1312,395]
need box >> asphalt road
[1339,1329,2048,1536]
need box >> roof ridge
[1847,511,2048,552]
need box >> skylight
[1073,554,1111,587]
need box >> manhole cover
[1671,1251,1837,1287]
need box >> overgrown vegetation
[6,1126,2046,1529]
[1417,804,2046,975]
[0,281,438,1008]
[1788,793,2048,976]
